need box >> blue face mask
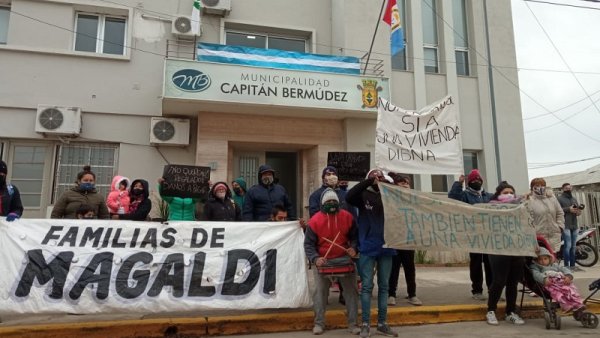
[79,182,95,192]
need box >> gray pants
[312,267,358,328]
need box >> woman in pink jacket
[106,175,130,215]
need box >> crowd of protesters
[0,161,584,335]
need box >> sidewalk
[0,265,598,337]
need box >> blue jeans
[563,228,578,267]
[358,255,393,324]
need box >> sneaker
[387,296,396,305]
[571,266,585,272]
[312,325,324,335]
[505,312,525,325]
[407,296,423,306]
[486,311,499,325]
[472,293,487,300]
[359,323,370,338]
[376,323,398,337]
[348,325,361,335]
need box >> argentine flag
[197,43,360,75]
[383,0,405,56]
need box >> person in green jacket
[157,177,198,221]
[231,177,247,210]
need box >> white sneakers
[387,296,396,305]
[505,312,525,325]
[486,311,499,325]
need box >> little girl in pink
[530,247,585,314]
[106,175,130,215]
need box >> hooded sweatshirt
[118,179,152,221]
[106,175,131,214]
[202,181,241,221]
[231,177,247,210]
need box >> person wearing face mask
[525,177,564,253]
[231,177,247,210]
[346,169,398,338]
[76,204,96,220]
[242,164,295,221]
[308,166,355,218]
[51,165,109,219]
[113,179,152,221]
[304,188,359,335]
[0,160,24,221]
[557,183,583,272]
[448,169,493,301]
[485,181,526,326]
[202,182,241,221]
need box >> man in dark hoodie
[448,169,493,301]
[308,166,353,218]
[242,164,295,221]
[114,179,152,221]
[0,160,23,221]
[203,182,241,221]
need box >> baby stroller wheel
[544,312,551,330]
[554,313,561,330]
[581,312,599,329]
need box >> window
[422,0,439,73]
[74,13,126,55]
[0,6,9,44]
[10,146,46,207]
[391,0,408,71]
[53,144,117,202]
[452,0,469,76]
[463,151,479,173]
[431,175,450,193]
[225,31,306,52]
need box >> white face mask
[325,175,338,187]
[215,191,226,199]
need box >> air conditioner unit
[150,117,190,146]
[201,0,231,16]
[171,15,200,38]
[35,105,82,136]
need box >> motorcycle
[558,227,598,267]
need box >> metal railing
[360,52,385,77]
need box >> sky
[511,0,600,179]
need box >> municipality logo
[172,69,211,92]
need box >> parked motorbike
[558,227,598,267]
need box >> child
[530,247,586,315]
[76,204,96,219]
[107,175,130,215]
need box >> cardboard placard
[327,152,370,181]
[161,165,211,199]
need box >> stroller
[520,236,599,329]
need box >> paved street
[228,318,599,338]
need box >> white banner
[376,96,464,175]
[0,219,310,315]
[380,183,538,256]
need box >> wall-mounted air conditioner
[150,117,190,146]
[201,0,231,16]
[171,15,200,38]
[35,105,82,136]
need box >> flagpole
[363,0,387,75]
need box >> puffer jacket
[346,178,396,257]
[530,248,573,284]
[524,190,564,252]
[202,181,241,221]
[106,175,130,214]
[0,183,24,217]
[242,165,295,221]
[119,179,152,221]
[158,184,198,221]
[51,186,110,219]
[448,181,493,204]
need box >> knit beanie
[0,160,7,175]
[213,183,227,191]
[537,247,553,259]
[322,166,337,179]
[467,169,483,183]
[321,188,339,205]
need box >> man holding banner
[448,169,493,301]
[346,169,398,338]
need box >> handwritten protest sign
[0,219,310,315]
[327,152,370,181]
[161,165,210,199]
[380,183,537,256]
[376,96,464,175]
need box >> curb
[0,302,598,337]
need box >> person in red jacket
[304,188,359,335]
